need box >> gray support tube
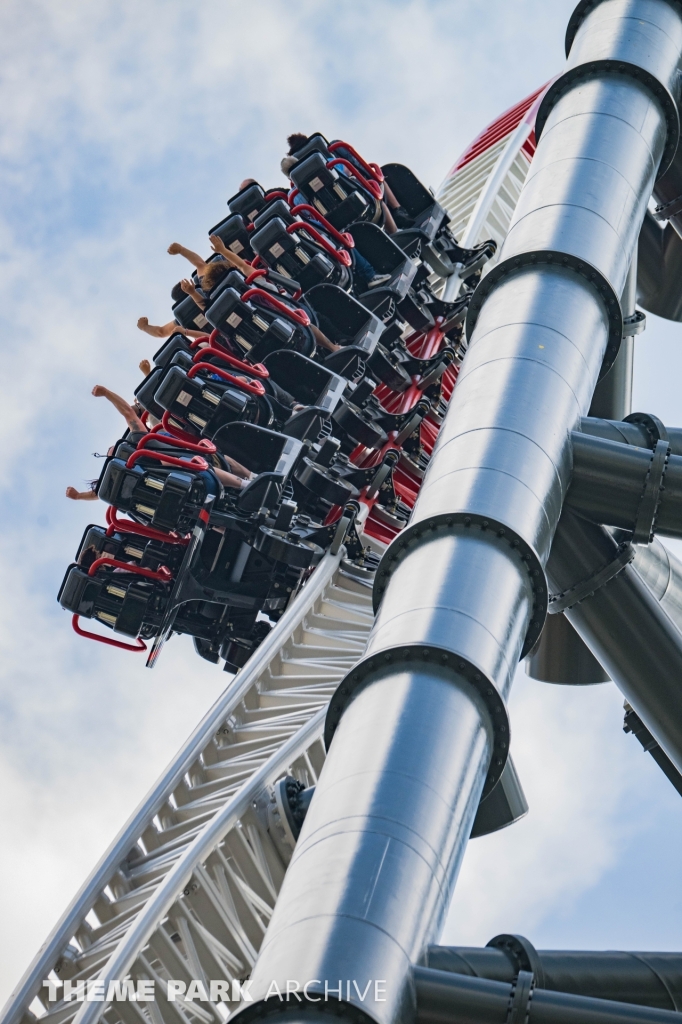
[424,947,682,1011]
[237,6,682,1024]
[630,534,682,628]
[580,413,682,454]
[547,510,682,774]
[567,431,682,540]
[413,966,682,1024]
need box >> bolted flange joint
[324,642,512,799]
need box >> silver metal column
[547,511,682,773]
[239,4,682,1024]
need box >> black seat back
[135,367,166,419]
[172,294,211,333]
[305,283,384,353]
[211,421,302,476]
[290,133,331,164]
[263,350,346,412]
[208,213,254,261]
[381,163,438,219]
[381,163,446,241]
[153,333,193,369]
[290,152,371,229]
[253,198,295,231]
[348,222,408,275]
[213,422,303,511]
[228,182,267,224]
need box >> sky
[1,0,682,1008]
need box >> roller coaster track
[1,92,544,1024]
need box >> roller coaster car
[59,425,318,660]
[250,216,351,294]
[290,152,375,230]
[96,449,220,535]
[207,212,255,262]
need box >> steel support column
[547,511,682,773]
[413,966,682,1024]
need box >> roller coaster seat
[172,292,211,333]
[74,524,185,575]
[58,562,169,638]
[349,222,417,301]
[153,332,194,369]
[250,216,345,294]
[205,286,298,361]
[253,198,295,232]
[380,163,446,242]
[261,350,346,440]
[305,283,384,354]
[263,350,345,411]
[97,448,220,533]
[207,212,255,261]
[211,422,303,512]
[152,364,265,438]
[349,222,436,333]
[290,152,374,230]
[227,181,267,225]
[135,367,166,420]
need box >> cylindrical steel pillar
[238,5,682,1024]
[425,944,682,1010]
[547,511,682,773]
[566,431,682,540]
[414,966,682,1024]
